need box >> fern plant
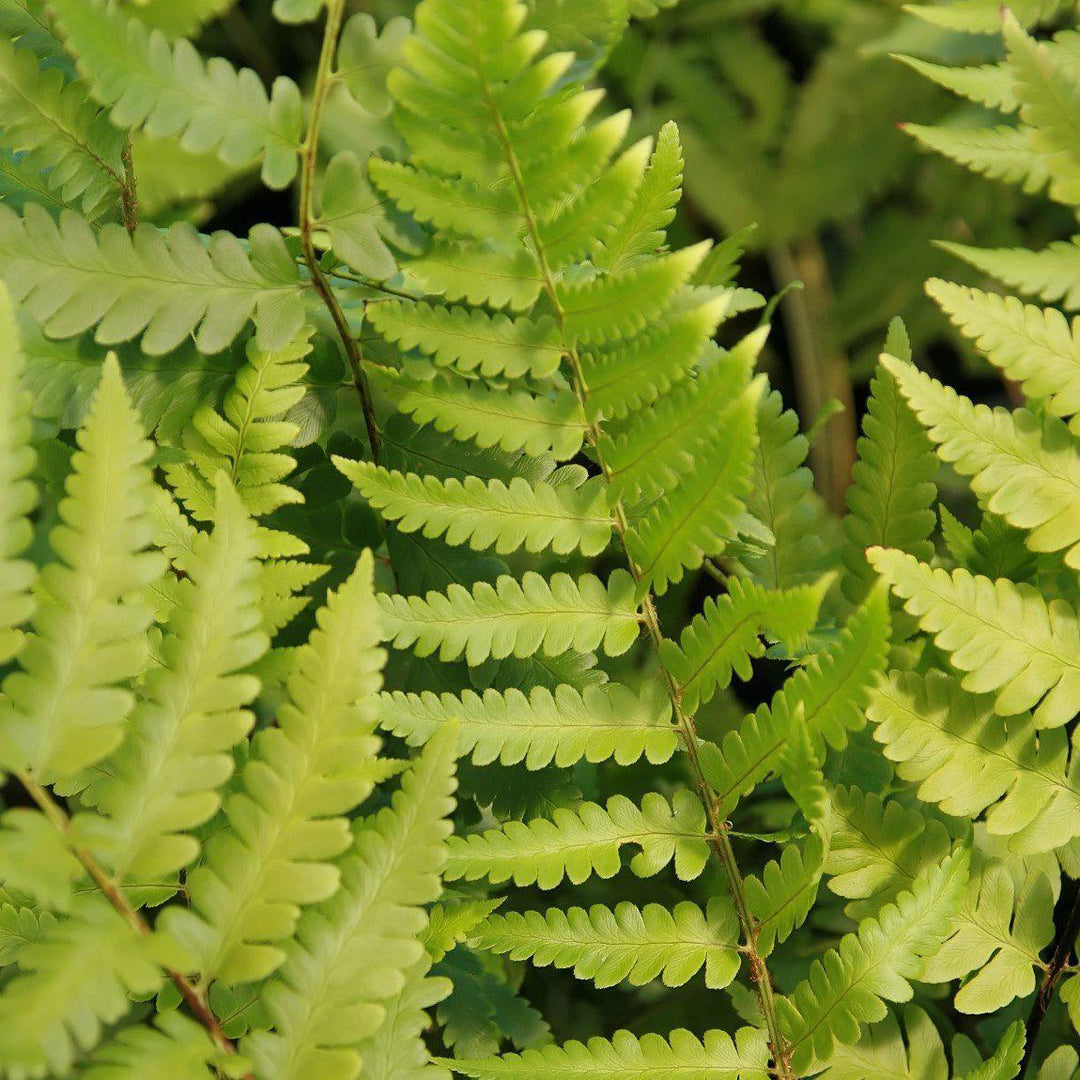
[1,2,1078,1080]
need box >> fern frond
[472,899,740,990]
[408,241,543,311]
[905,0,1069,33]
[869,548,1080,728]
[242,726,457,1080]
[746,835,825,957]
[778,852,969,1074]
[80,1012,216,1080]
[896,57,1017,111]
[49,0,302,188]
[336,12,410,118]
[881,353,1080,569]
[659,575,827,713]
[903,124,1049,195]
[0,284,36,665]
[0,357,165,781]
[937,237,1080,311]
[378,570,641,666]
[0,808,81,911]
[379,681,677,769]
[338,458,613,557]
[927,278,1080,433]
[165,552,387,985]
[0,205,305,354]
[699,587,891,817]
[869,670,1080,852]
[366,301,563,381]
[85,477,266,882]
[371,367,587,461]
[442,1027,770,1080]
[0,895,168,1077]
[0,35,126,219]
[444,790,709,889]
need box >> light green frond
[378,570,641,666]
[896,57,1018,111]
[167,334,310,521]
[371,367,587,461]
[0,35,126,219]
[905,0,1069,33]
[904,124,1049,195]
[626,381,760,595]
[242,726,457,1080]
[445,789,709,889]
[81,1012,216,1080]
[366,301,563,381]
[938,237,1080,311]
[882,352,1080,569]
[0,285,36,664]
[0,357,165,781]
[49,0,302,188]
[868,670,1080,853]
[442,1027,770,1080]
[869,548,1080,728]
[816,1005,948,1080]
[927,278,1080,433]
[379,681,677,769]
[660,575,826,713]
[408,242,543,311]
[778,852,969,1075]
[472,899,740,990]
[699,587,891,818]
[0,808,81,911]
[0,205,305,354]
[841,352,937,607]
[166,552,386,985]
[0,895,168,1078]
[594,120,683,273]
[336,13,410,118]
[86,478,266,882]
[338,458,613,557]
[746,835,825,958]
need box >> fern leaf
[626,381,760,595]
[445,790,709,889]
[442,1027,770,1080]
[0,284,36,664]
[0,808,82,911]
[904,124,1049,195]
[896,56,1018,111]
[165,552,387,985]
[472,899,740,990]
[0,205,305,354]
[242,726,457,1080]
[869,548,1080,728]
[338,459,613,557]
[927,278,1080,433]
[408,241,543,311]
[938,237,1080,311]
[881,353,1080,569]
[698,587,891,817]
[660,575,827,713]
[366,301,563,381]
[869,670,1080,852]
[0,357,165,780]
[370,367,587,461]
[378,570,640,666]
[49,0,302,188]
[85,477,266,882]
[746,835,825,957]
[336,13,410,119]
[905,0,1069,33]
[0,895,168,1077]
[80,1012,216,1080]
[379,681,677,769]
[0,35,126,219]
[779,852,969,1074]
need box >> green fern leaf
[0,285,36,664]
[0,356,165,780]
[779,852,969,1074]
[165,552,387,985]
[896,57,1018,111]
[243,726,457,1080]
[337,458,613,557]
[870,548,1080,728]
[472,899,739,990]
[379,681,677,768]
[0,205,306,354]
[0,808,81,911]
[445,789,709,889]
[937,237,1080,311]
[746,835,825,957]
[441,1027,770,1080]
[881,353,1080,569]
[336,13,410,118]
[80,1012,216,1080]
[408,241,543,311]
[869,670,1080,852]
[49,0,302,188]
[903,124,1049,195]
[378,570,641,666]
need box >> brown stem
[119,140,139,234]
[767,240,856,518]
[17,772,247,1074]
[298,0,382,461]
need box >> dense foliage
[1,1,1080,1080]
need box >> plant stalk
[299,0,382,461]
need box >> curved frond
[746,835,825,958]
